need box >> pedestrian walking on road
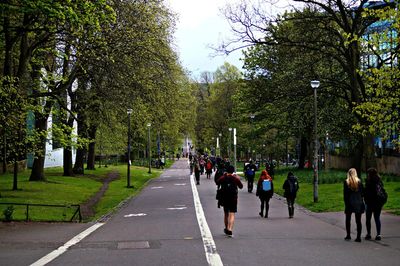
[283,172,299,218]
[244,160,257,193]
[256,170,274,218]
[343,168,365,242]
[216,165,243,237]
[205,159,213,179]
[364,168,387,241]
[194,157,201,185]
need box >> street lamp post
[147,123,152,174]
[250,114,255,160]
[218,133,222,157]
[233,128,237,172]
[228,128,232,161]
[127,109,133,188]
[311,80,320,203]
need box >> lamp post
[127,109,133,188]
[228,128,232,161]
[249,114,255,159]
[147,123,152,174]
[233,128,237,172]
[311,80,320,203]
[218,133,222,157]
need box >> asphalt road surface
[1,159,399,266]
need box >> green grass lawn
[0,160,167,222]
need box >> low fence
[0,202,82,222]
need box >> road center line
[30,222,104,266]
[190,174,223,266]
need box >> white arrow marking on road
[151,186,163,189]
[124,213,147,217]
[174,183,186,186]
[167,207,187,210]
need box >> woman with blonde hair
[343,168,365,242]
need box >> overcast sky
[167,0,294,78]
[167,0,243,78]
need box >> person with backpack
[194,157,201,185]
[343,168,365,242]
[364,168,387,241]
[244,160,257,193]
[283,172,299,219]
[216,165,243,237]
[256,170,274,218]
[205,159,213,179]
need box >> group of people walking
[343,167,387,242]
[188,155,387,241]
[211,158,299,237]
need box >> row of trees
[192,0,399,174]
[0,0,197,189]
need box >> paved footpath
[0,159,399,266]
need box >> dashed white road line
[30,223,104,266]
[190,174,223,266]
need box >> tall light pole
[249,114,255,160]
[218,133,222,157]
[147,123,152,174]
[228,128,232,161]
[127,109,133,188]
[311,80,320,203]
[233,128,237,172]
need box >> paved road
[1,159,399,266]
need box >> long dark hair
[367,168,381,183]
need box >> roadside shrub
[3,206,14,222]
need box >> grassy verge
[0,160,169,222]
[271,167,400,214]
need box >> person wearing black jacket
[364,168,386,241]
[283,172,299,218]
[343,168,365,242]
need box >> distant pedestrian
[343,168,364,242]
[256,170,274,218]
[205,159,213,179]
[244,160,257,193]
[194,158,201,185]
[364,168,387,241]
[216,165,243,237]
[282,172,299,218]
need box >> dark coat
[283,175,299,198]
[343,181,365,214]
[256,176,274,199]
[364,179,384,211]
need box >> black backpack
[288,178,299,194]
[220,174,238,200]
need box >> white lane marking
[151,186,164,189]
[124,213,147,217]
[167,207,187,210]
[174,183,186,186]
[30,222,104,266]
[190,174,223,266]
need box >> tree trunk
[73,110,86,174]
[86,125,97,170]
[298,136,308,170]
[353,136,364,177]
[12,159,18,190]
[63,147,74,176]
[29,113,48,181]
[363,134,377,172]
[73,147,86,175]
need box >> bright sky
[167,0,243,78]
[167,0,293,78]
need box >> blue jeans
[366,207,382,236]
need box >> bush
[3,205,14,222]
